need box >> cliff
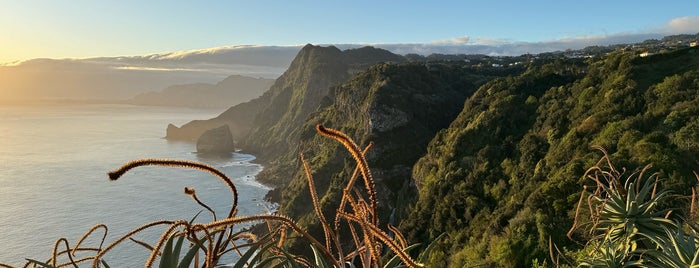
[275,61,523,254]
[236,45,406,162]
[166,44,405,161]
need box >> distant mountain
[0,46,300,101]
[127,75,274,108]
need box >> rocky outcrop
[166,120,226,141]
[369,104,409,132]
[196,125,235,154]
[166,123,180,137]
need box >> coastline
[222,152,280,214]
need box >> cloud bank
[354,16,699,56]
[662,16,699,35]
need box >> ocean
[0,103,271,267]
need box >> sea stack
[196,125,235,154]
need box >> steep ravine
[275,61,522,254]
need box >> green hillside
[402,47,699,266]
[165,41,699,266]
[274,61,522,254]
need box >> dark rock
[196,125,235,154]
[167,120,228,142]
[166,123,180,137]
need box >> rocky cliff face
[166,44,405,165]
[275,61,518,253]
[239,45,406,161]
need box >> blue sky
[1,0,698,63]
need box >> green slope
[276,61,522,255]
[401,47,699,267]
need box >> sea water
[0,103,272,267]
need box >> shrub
[563,147,699,267]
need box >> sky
[1,0,699,64]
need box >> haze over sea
[0,103,271,267]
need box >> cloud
[429,36,517,46]
[112,66,205,72]
[361,31,661,56]
[136,45,302,67]
[431,36,471,45]
[470,37,514,46]
[662,16,699,35]
[371,16,699,56]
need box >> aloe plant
[577,238,644,268]
[568,148,699,267]
[644,226,699,267]
[595,174,676,247]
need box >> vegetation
[402,46,699,266]
[249,46,692,265]
[272,61,523,257]
[565,148,699,267]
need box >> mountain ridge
[0,46,300,101]
[127,74,274,108]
